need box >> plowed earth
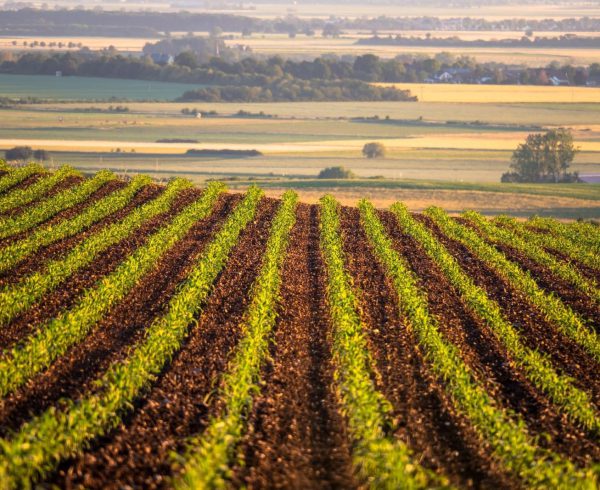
[0,178,598,489]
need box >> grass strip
[0,164,44,195]
[496,216,600,273]
[0,174,152,275]
[391,203,600,433]
[0,166,80,214]
[174,191,297,489]
[465,211,600,306]
[0,170,115,239]
[427,207,600,363]
[0,187,262,489]
[0,178,190,326]
[315,195,447,490]
[359,200,597,488]
[0,180,225,398]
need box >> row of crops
[0,163,598,489]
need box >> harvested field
[0,165,598,489]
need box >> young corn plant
[391,203,600,433]
[0,164,44,195]
[315,195,447,490]
[174,190,298,490]
[464,211,600,306]
[427,207,600,363]
[494,215,600,272]
[0,173,152,275]
[0,178,191,326]
[0,187,263,490]
[0,165,80,214]
[0,169,115,239]
[359,199,598,489]
[526,216,599,255]
[0,181,225,397]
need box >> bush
[318,166,356,179]
[33,149,51,161]
[362,142,386,159]
[5,146,33,162]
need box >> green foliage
[0,186,261,489]
[319,195,445,489]
[0,170,115,239]
[176,190,298,489]
[318,166,356,179]
[0,173,151,275]
[391,204,599,432]
[496,215,600,271]
[465,211,600,305]
[427,207,600,363]
[0,182,225,398]
[361,199,597,488]
[362,142,386,159]
[504,129,579,183]
[527,216,600,255]
[0,165,80,214]
[0,164,44,194]
[0,177,190,326]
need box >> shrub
[5,146,33,162]
[362,142,386,159]
[318,166,356,179]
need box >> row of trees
[5,146,50,162]
[3,48,596,88]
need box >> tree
[174,51,199,69]
[362,142,386,159]
[5,146,33,162]
[318,166,355,179]
[502,129,579,183]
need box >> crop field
[0,163,598,488]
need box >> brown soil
[378,211,600,466]
[0,193,239,437]
[339,206,518,488]
[0,187,203,350]
[0,183,164,286]
[47,198,278,489]
[418,214,600,409]
[233,204,357,490]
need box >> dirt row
[0,183,164,286]
[417,214,600,411]
[47,198,278,489]
[0,186,202,350]
[233,204,356,489]
[0,179,122,247]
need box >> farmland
[0,163,598,488]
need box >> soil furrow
[0,187,203,350]
[47,198,278,490]
[418,214,600,408]
[0,193,239,437]
[379,210,600,467]
[493,242,600,331]
[339,207,516,488]
[0,173,43,216]
[234,204,357,490]
[0,178,120,246]
[0,183,164,286]
[1,174,82,218]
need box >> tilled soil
[234,204,357,490]
[379,211,600,466]
[0,183,164,286]
[0,187,203,350]
[48,198,279,489]
[0,193,239,436]
[340,207,516,488]
[466,219,600,330]
[418,214,600,409]
[0,178,120,246]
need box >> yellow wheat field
[375,83,600,103]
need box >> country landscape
[0,0,598,488]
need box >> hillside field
[0,164,598,488]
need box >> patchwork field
[0,164,598,488]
